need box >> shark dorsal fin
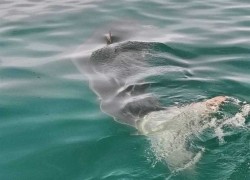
[105,31,112,45]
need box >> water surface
[1,0,250,179]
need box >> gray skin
[85,36,227,126]
[87,41,164,126]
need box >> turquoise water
[1,0,250,179]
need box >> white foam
[137,101,211,170]
[241,104,250,117]
[214,127,225,144]
[137,97,249,171]
[220,103,250,128]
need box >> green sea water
[1,0,250,179]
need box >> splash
[137,97,250,171]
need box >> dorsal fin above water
[105,31,112,45]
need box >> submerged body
[88,40,227,128]
[87,41,164,126]
[79,40,250,171]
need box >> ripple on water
[1,0,250,179]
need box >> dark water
[1,0,250,179]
